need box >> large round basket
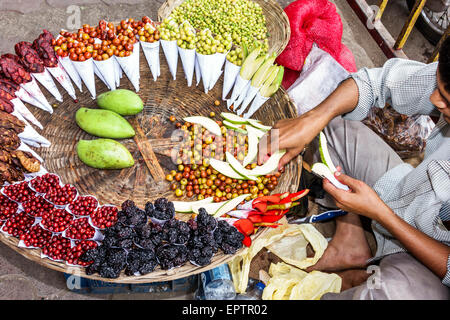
[0,2,299,284]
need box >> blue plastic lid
[255,282,266,290]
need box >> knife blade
[290,209,347,224]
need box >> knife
[290,209,347,224]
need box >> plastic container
[235,281,266,300]
[200,264,236,300]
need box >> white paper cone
[178,46,195,86]
[72,58,96,99]
[11,98,43,129]
[209,52,227,90]
[115,42,140,92]
[12,111,50,147]
[161,40,178,80]
[232,81,250,110]
[59,56,83,92]
[32,69,63,102]
[195,57,201,86]
[21,79,53,113]
[140,40,161,81]
[94,57,116,90]
[243,92,269,119]
[222,60,241,100]
[196,52,218,94]
[14,87,47,112]
[93,63,109,89]
[113,57,122,87]
[236,85,260,116]
[18,141,43,163]
[47,63,77,100]
[228,74,250,108]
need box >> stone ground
[0,0,433,300]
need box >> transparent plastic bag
[362,106,436,159]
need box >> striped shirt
[347,58,450,287]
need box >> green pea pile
[196,29,232,55]
[177,22,197,50]
[170,0,269,57]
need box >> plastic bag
[362,106,436,159]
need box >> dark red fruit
[42,234,71,261]
[0,194,18,220]
[41,208,74,233]
[91,205,118,229]
[44,184,77,206]
[2,181,36,203]
[66,240,98,266]
[68,196,98,216]
[22,194,55,218]
[2,211,35,238]
[65,217,96,240]
[29,173,60,194]
[20,224,52,248]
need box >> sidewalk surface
[0,0,377,300]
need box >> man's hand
[323,168,390,221]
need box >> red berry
[1,211,35,238]
[44,184,77,206]
[68,196,98,216]
[0,194,18,220]
[91,205,118,229]
[65,217,95,240]
[66,240,98,266]
[41,208,74,233]
[22,224,53,248]
[22,195,55,218]
[42,235,71,261]
[29,174,60,194]
[3,182,36,203]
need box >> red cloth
[277,0,357,89]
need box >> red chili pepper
[261,215,284,223]
[234,219,254,236]
[278,189,309,204]
[266,201,299,211]
[260,209,284,216]
[253,194,282,204]
[242,235,252,247]
[253,201,268,213]
[248,214,263,224]
[253,222,282,228]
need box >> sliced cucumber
[311,163,349,191]
[192,200,228,215]
[172,196,214,213]
[221,112,248,124]
[183,116,222,137]
[249,149,286,176]
[248,125,267,139]
[213,193,252,218]
[225,152,258,181]
[247,119,271,131]
[243,125,259,166]
[319,131,337,173]
[209,158,247,180]
[223,120,247,134]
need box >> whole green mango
[77,139,134,169]
[97,89,144,116]
[75,107,135,139]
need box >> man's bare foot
[306,212,372,272]
[335,269,370,291]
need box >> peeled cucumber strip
[311,163,349,191]
[221,112,248,124]
[223,120,247,134]
[213,193,252,218]
[247,125,267,139]
[192,200,228,215]
[183,116,222,137]
[249,149,286,176]
[209,158,247,180]
[247,119,271,131]
[173,196,214,213]
[243,125,260,166]
[251,53,277,88]
[319,131,337,173]
[225,152,258,181]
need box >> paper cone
[72,58,96,99]
[232,81,250,110]
[11,98,43,129]
[15,87,48,112]
[195,57,201,86]
[141,40,161,81]
[18,141,43,163]
[47,63,77,100]
[228,74,250,108]
[196,52,218,94]
[243,92,269,119]
[178,46,195,86]
[235,85,260,116]
[21,78,53,113]
[59,56,83,92]
[208,52,227,90]
[115,42,140,92]
[94,57,116,90]
[222,60,241,100]
[113,57,122,87]
[161,40,178,80]
[32,69,63,102]
[93,63,108,88]
[13,110,50,147]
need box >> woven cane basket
[0,1,299,283]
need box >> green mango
[75,107,135,139]
[97,89,144,116]
[77,139,134,169]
